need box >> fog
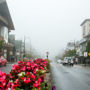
[7,0,90,59]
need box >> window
[83,26,86,37]
[1,26,8,43]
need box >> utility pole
[23,36,25,58]
[46,52,49,59]
[74,40,76,50]
[20,40,22,58]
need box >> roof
[0,0,15,30]
[80,19,90,26]
[0,0,5,4]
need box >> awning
[0,0,15,30]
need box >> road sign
[46,52,49,59]
[84,52,88,57]
[88,53,90,56]
[46,52,49,55]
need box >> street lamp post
[23,36,31,58]
[23,36,26,58]
[46,52,49,59]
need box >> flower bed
[0,58,52,90]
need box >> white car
[63,57,68,65]
[57,59,63,64]
[63,57,74,66]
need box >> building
[0,0,15,61]
[75,41,81,56]
[79,19,90,56]
[8,34,16,57]
[81,19,90,38]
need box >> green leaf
[31,87,38,90]
[16,87,21,90]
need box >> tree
[0,40,4,52]
[86,40,90,53]
[63,49,76,57]
[0,40,4,56]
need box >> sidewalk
[7,61,17,65]
[74,64,90,69]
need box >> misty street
[51,62,90,90]
[1,0,90,90]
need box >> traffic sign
[84,52,88,57]
[88,53,90,56]
[46,52,49,55]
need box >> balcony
[79,38,87,44]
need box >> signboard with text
[84,52,88,57]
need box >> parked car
[57,59,63,64]
[63,57,74,66]
[0,56,7,66]
[63,57,68,65]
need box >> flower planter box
[0,58,52,90]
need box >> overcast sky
[7,0,90,58]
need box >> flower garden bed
[0,58,53,90]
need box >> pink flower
[30,73,36,79]
[14,79,19,84]
[27,66,31,70]
[20,77,24,80]
[6,82,14,90]
[14,79,19,87]
[40,66,44,70]
[12,64,20,70]
[24,78,31,84]
[37,78,42,83]
[33,83,40,88]
[8,73,13,79]
[26,62,31,66]
[0,71,7,89]
[21,66,26,71]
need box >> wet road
[0,63,15,74]
[51,62,90,90]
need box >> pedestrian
[75,58,78,64]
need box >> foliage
[45,59,50,72]
[86,40,90,53]
[45,59,50,63]
[63,49,76,57]
[0,40,4,52]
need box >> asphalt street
[0,63,16,74]
[51,62,90,90]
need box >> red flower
[33,83,40,88]
[21,66,26,71]
[24,78,31,84]
[0,71,7,89]
[12,64,20,70]
[30,73,36,79]
[6,82,14,90]
[20,77,24,80]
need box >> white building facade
[80,19,90,56]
